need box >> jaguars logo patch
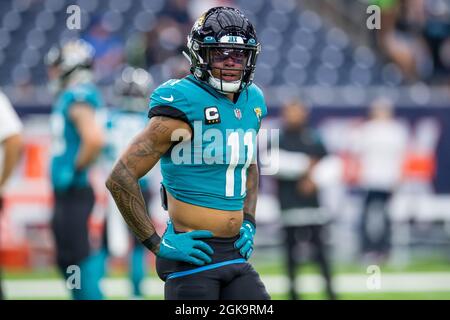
[254,107,262,121]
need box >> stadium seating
[0,0,404,87]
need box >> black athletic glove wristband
[142,233,161,253]
[244,212,256,227]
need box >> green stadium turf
[4,255,450,280]
[3,256,449,300]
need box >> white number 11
[226,132,254,197]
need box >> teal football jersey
[50,83,105,191]
[148,75,267,210]
[105,109,150,191]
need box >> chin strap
[207,72,242,93]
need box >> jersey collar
[186,75,248,107]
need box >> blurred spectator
[421,0,450,81]
[124,33,148,69]
[0,89,23,300]
[83,16,125,84]
[274,100,336,300]
[371,0,424,82]
[144,16,187,68]
[163,0,192,25]
[353,97,408,262]
[372,0,450,83]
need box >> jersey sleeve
[257,87,268,119]
[250,83,268,119]
[148,80,193,127]
[62,84,102,115]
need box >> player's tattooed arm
[105,116,191,254]
[243,163,259,222]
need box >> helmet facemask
[207,46,252,93]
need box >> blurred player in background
[106,7,270,299]
[354,98,408,262]
[103,66,154,299]
[275,100,336,300]
[45,39,107,300]
[0,90,23,300]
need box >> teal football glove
[234,220,256,260]
[157,220,215,266]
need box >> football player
[45,39,107,300]
[106,7,270,299]
[104,66,154,298]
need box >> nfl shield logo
[234,108,242,120]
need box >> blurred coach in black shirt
[275,100,336,300]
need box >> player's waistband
[156,234,246,281]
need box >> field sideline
[4,272,450,300]
[4,257,450,300]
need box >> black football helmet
[44,39,95,93]
[185,7,261,93]
[45,39,95,79]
